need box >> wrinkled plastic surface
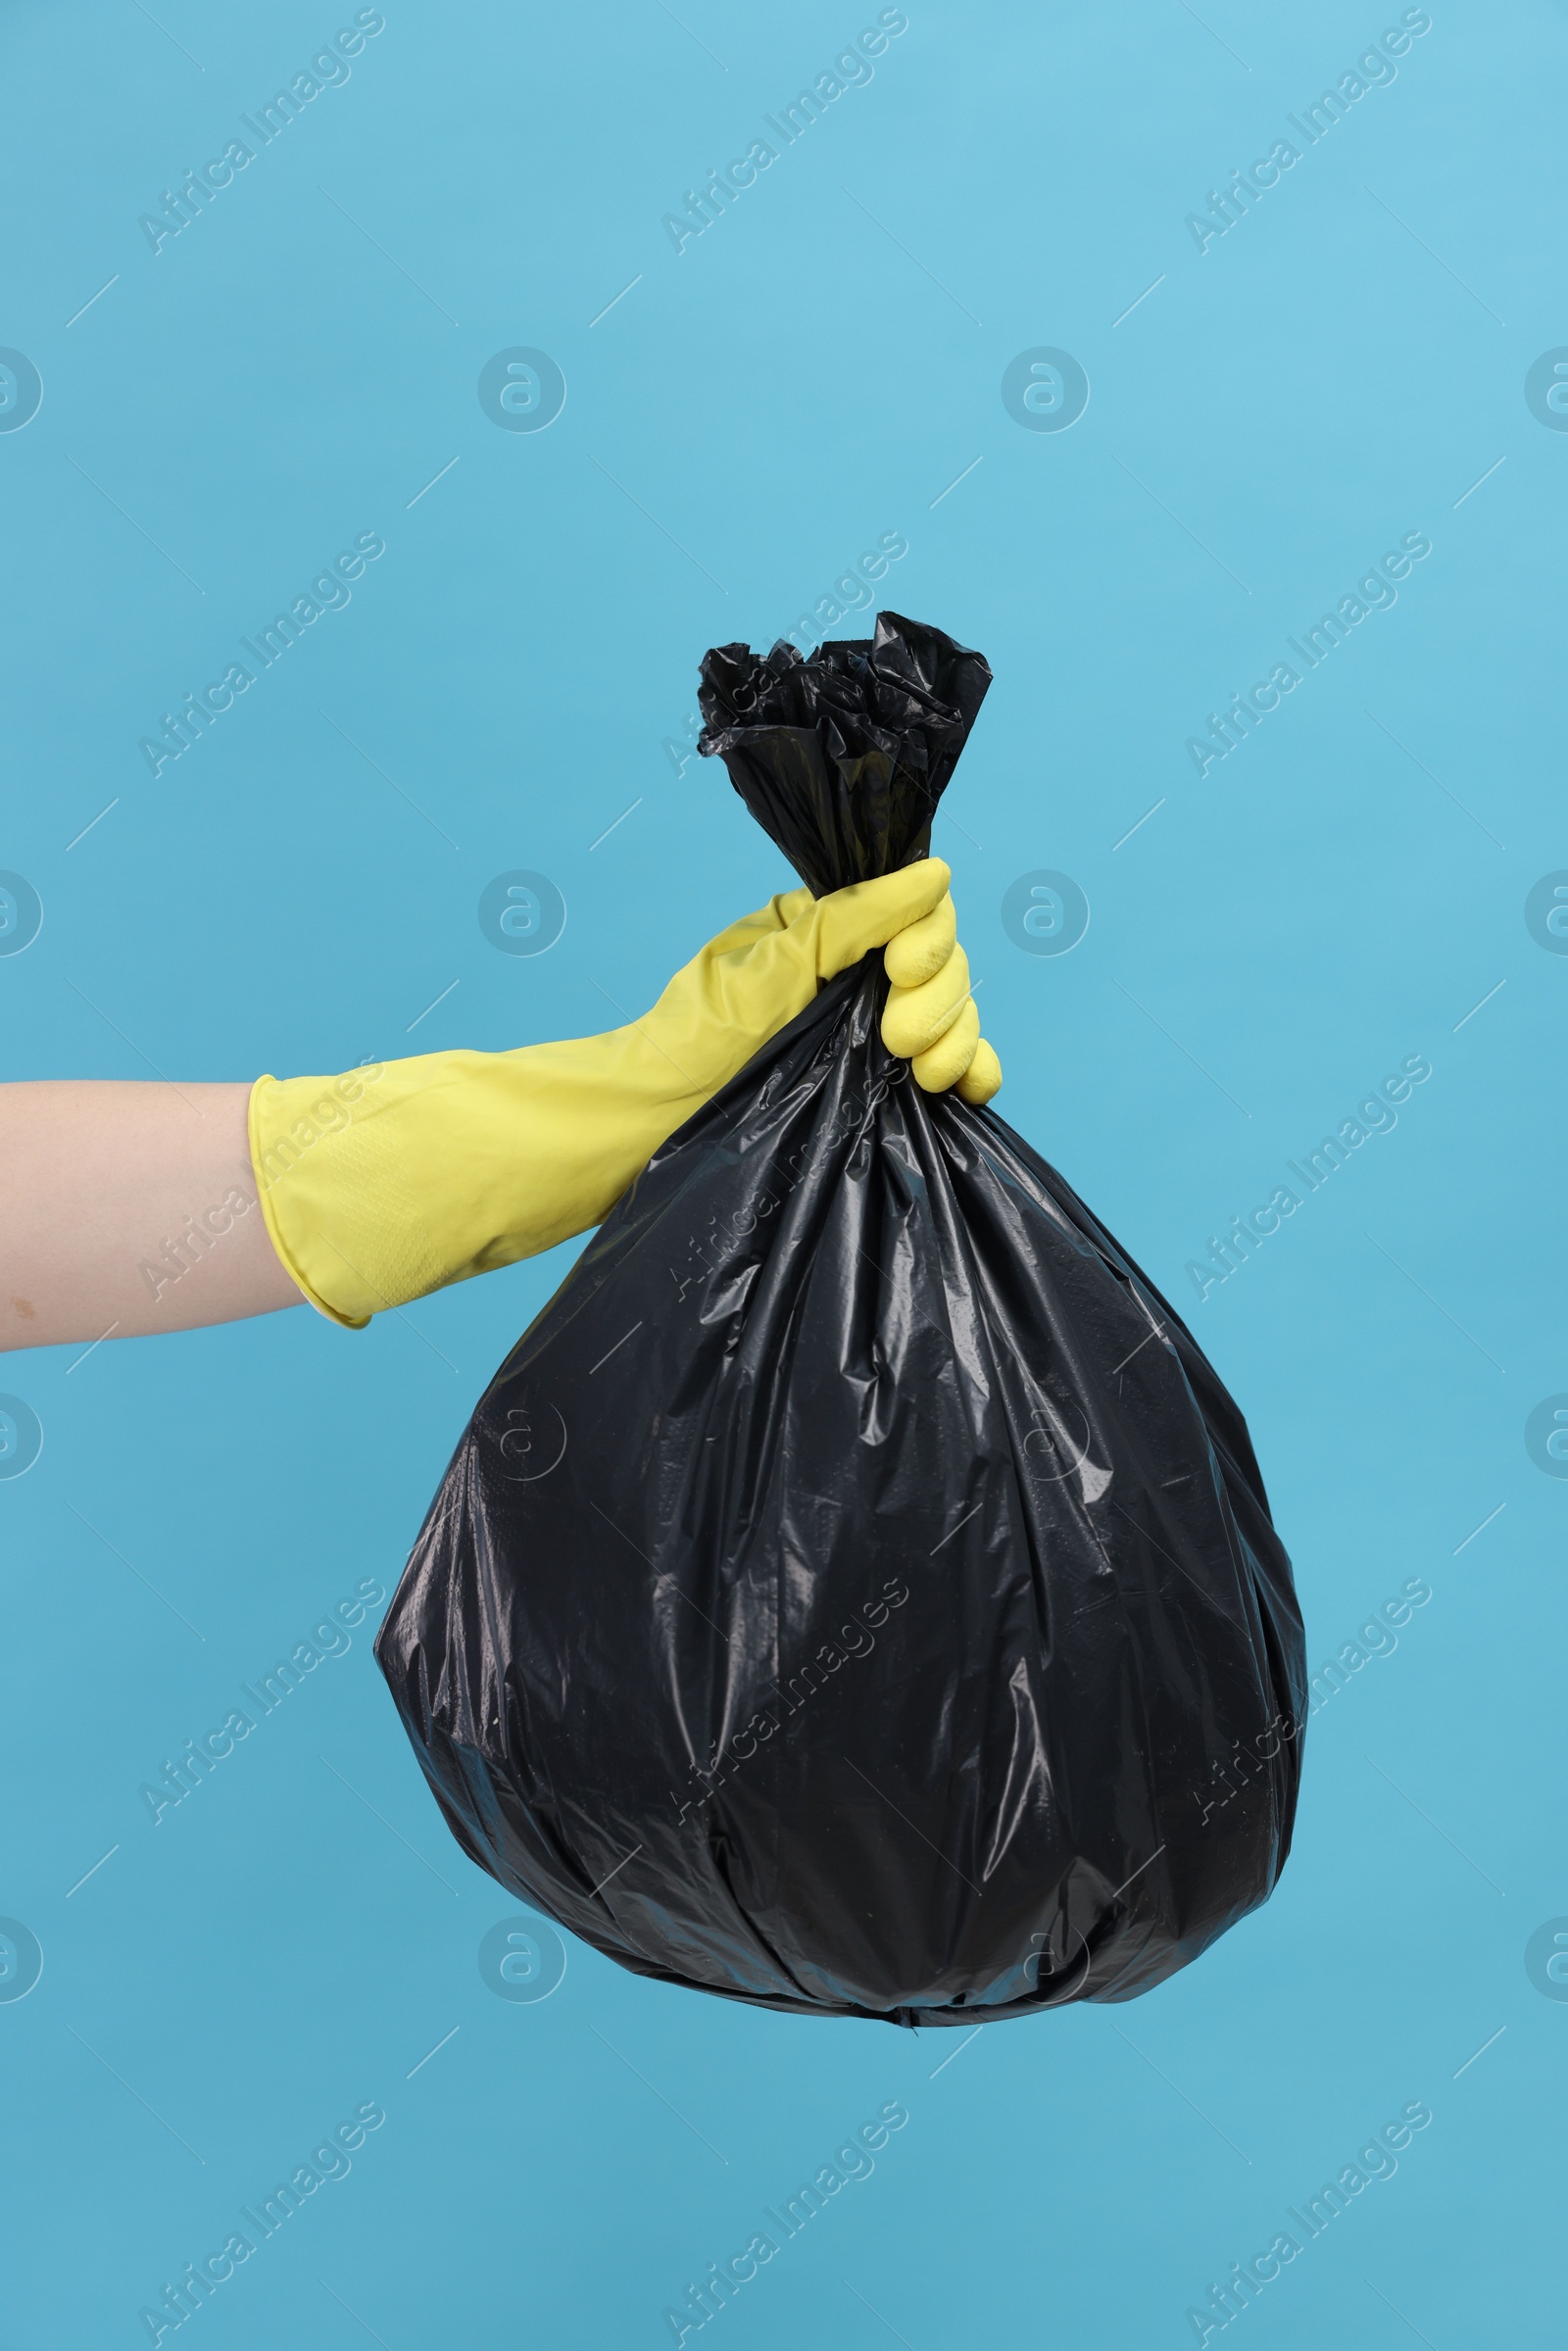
[697,611,993,893]
[376,614,1306,2026]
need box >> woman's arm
[0,1081,304,1350]
[1,866,999,1355]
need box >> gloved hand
[882,888,1003,1103]
[250,857,1002,1328]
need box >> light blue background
[1,2,1562,2343]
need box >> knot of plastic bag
[697,610,992,896]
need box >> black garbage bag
[375,612,1305,2026]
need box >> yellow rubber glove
[249,859,992,1329]
[882,890,1004,1105]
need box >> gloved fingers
[881,944,971,1058]
[956,1036,1004,1105]
[910,998,980,1092]
[884,893,957,990]
[812,858,952,978]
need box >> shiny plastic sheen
[375,615,1305,2025]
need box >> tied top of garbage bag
[375,610,1306,2028]
[698,612,993,893]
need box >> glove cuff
[249,1071,383,1327]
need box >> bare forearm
[0,1082,304,1349]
